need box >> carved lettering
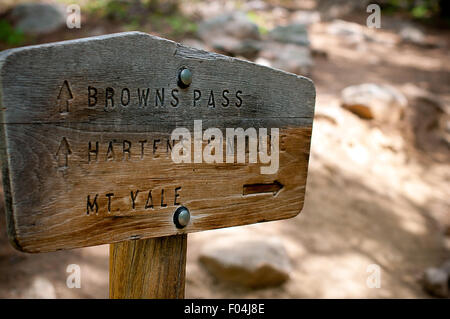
[84,186,182,215]
[222,89,229,107]
[84,87,244,110]
[193,89,201,107]
[88,86,97,107]
[138,88,150,107]
[121,88,130,106]
[105,87,114,110]
[145,190,153,209]
[88,141,99,163]
[155,88,164,107]
[86,194,98,215]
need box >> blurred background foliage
[80,0,197,36]
[379,0,449,20]
[0,0,448,48]
[0,0,199,47]
[0,20,25,46]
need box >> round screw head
[178,68,192,88]
[173,206,190,228]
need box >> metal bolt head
[178,68,192,88]
[173,206,190,228]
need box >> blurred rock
[402,84,450,160]
[271,7,290,21]
[400,25,426,46]
[327,19,367,45]
[210,38,262,59]
[22,277,56,299]
[311,48,328,59]
[423,267,449,298]
[290,10,321,25]
[440,260,450,276]
[258,42,312,75]
[199,237,291,289]
[317,0,371,21]
[327,19,396,48]
[89,27,106,37]
[11,3,65,35]
[268,24,310,46]
[245,0,268,11]
[198,12,260,40]
[197,12,261,58]
[341,84,407,123]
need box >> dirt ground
[0,2,449,298]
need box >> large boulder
[199,237,291,289]
[197,12,261,58]
[11,3,66,35]
[341,83,407,123]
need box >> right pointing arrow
[243,181,283,196]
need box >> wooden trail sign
[0,32,315,254]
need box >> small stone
[341,83,407,123]
[11,3,66,35]
[199,237,291,289]
[423,267,448,298]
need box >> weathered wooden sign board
[0,32,315,253]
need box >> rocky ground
[0,0,449,298]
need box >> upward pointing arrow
[56,137,72,168]
[57,80,73,113]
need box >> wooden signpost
[0,32,315,298]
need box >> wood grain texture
[0,32,315,252]
[110,234,187,299]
